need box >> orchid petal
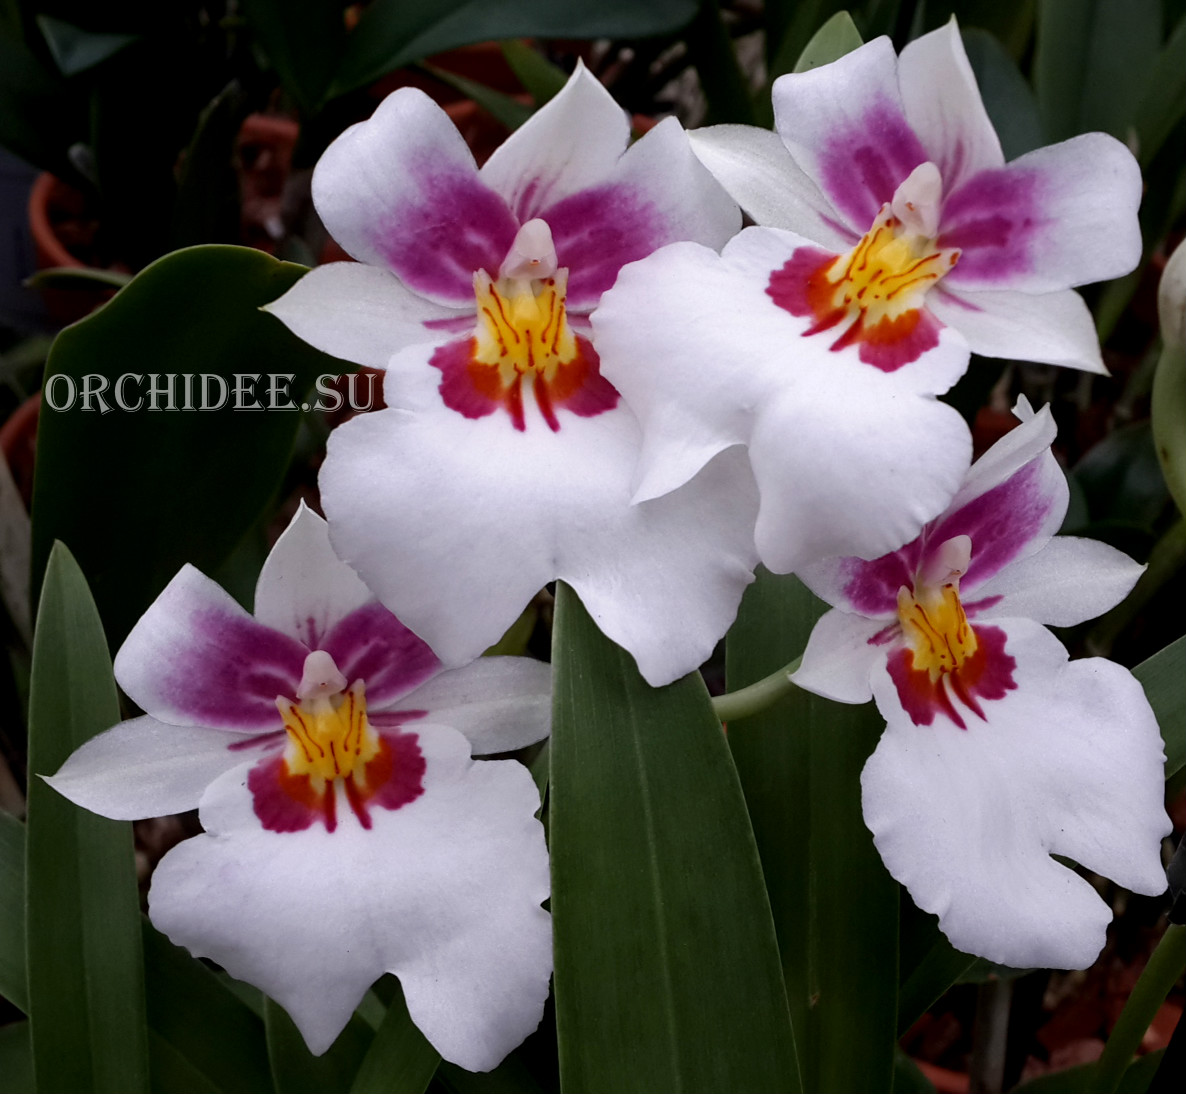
[971,536,1144,626]
[115,566,304,730]
[262,262,464,369]
[399,657,551,755]
[149,725,551,1070]
[897,22,1004,192]
[688,125,853,249]
[313,88,517,305]
[864,618,1168,969]
[772,38,927,235]
[791,609,886,704]
[480,62,630,223]
[44,715,267,820]
[929,286,1106,372]
[253,503,373,647]
[940,134,1142,295]
[320,395,759,688]
[545,117,741,311]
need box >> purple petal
[321,602,442,709]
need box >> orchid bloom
[265,64,759,687]
[791,401,1169,968]
[592,20,1141,574]
[47,506,552,1072]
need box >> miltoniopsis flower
[791,401,1169,968]
[592,19,1141,574]
[265,63,759,687]
[47,505,552,1072]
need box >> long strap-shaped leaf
[25,542,150,1093]
[726,570,898,1094]
[550,582,800,1093]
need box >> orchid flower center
[824,163,958,325]
[473,218,580,388]
[896,535,976,681]
[275,650,379,790]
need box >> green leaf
[0,1021,33,1094]
[142,922,273,1094]
[961,27,1043,160]
[792,10,864,73]
[1134,635,1186,778]
[36,16,138,77]
[550,582,801,1093]
[25,542,149,1093]
[266,997,376,1094]
[31,246,349,650]
[348,980,440,1094]
[1133,14,1186,165]
[1034,0,1162,141]
[330,0,699,98]
[0,810,26,1013]
[727,569,899,1094]
[498,40,568,106]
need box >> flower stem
[711,656,802,723]
[1091,923,1186,1093]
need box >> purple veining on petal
[842,542,924,616]
[379,163,518,302]
[539,184,665,310]
[159,610,306,729]
[938,166,1041,286]
[818,99,928,231]
[321,602,441,708]
[926,460,1053,590]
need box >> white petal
[44,715,258,820]
[320,393,759,688]
[149,726,551,1071]
[254,503,373,647]
[400,657,551,755]
[688,124,852,248]
[791,609,886,704]
[930,287,1107,373]
[864,619,1169,969]
[897,21,1004,192]
[480,62,630,221]
[972,537,1144,626]
[263,262,464,369]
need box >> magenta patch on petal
[939,167,1041,286]
[380,168,518,302]
[321,603,440,709]
[540,185,665,310]
[161,610,306,730]
[249,730,426,834]
[927,460,1053,589]
[887,623,1016,730]
[818,100,928,231]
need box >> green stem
[1091,923,1186,1093]
[712,656,801,723]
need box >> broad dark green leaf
[266,997,376,1094]
[31,245,349,649]
[1034,0,1161,141]
[25,542,149,1093]
[1134,635,1186,778]
[962,27,1043,160]
[727,569,899,1094]
[142,923,273,1094]
[349,980,440,1094]
[0,1021,33,1094]
[550,582,800,1093]
[0,810,25,1013]
[331,0,699,98]
[241,0,347,113]
[1133,14,1186,166]
[792,10,863,74]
